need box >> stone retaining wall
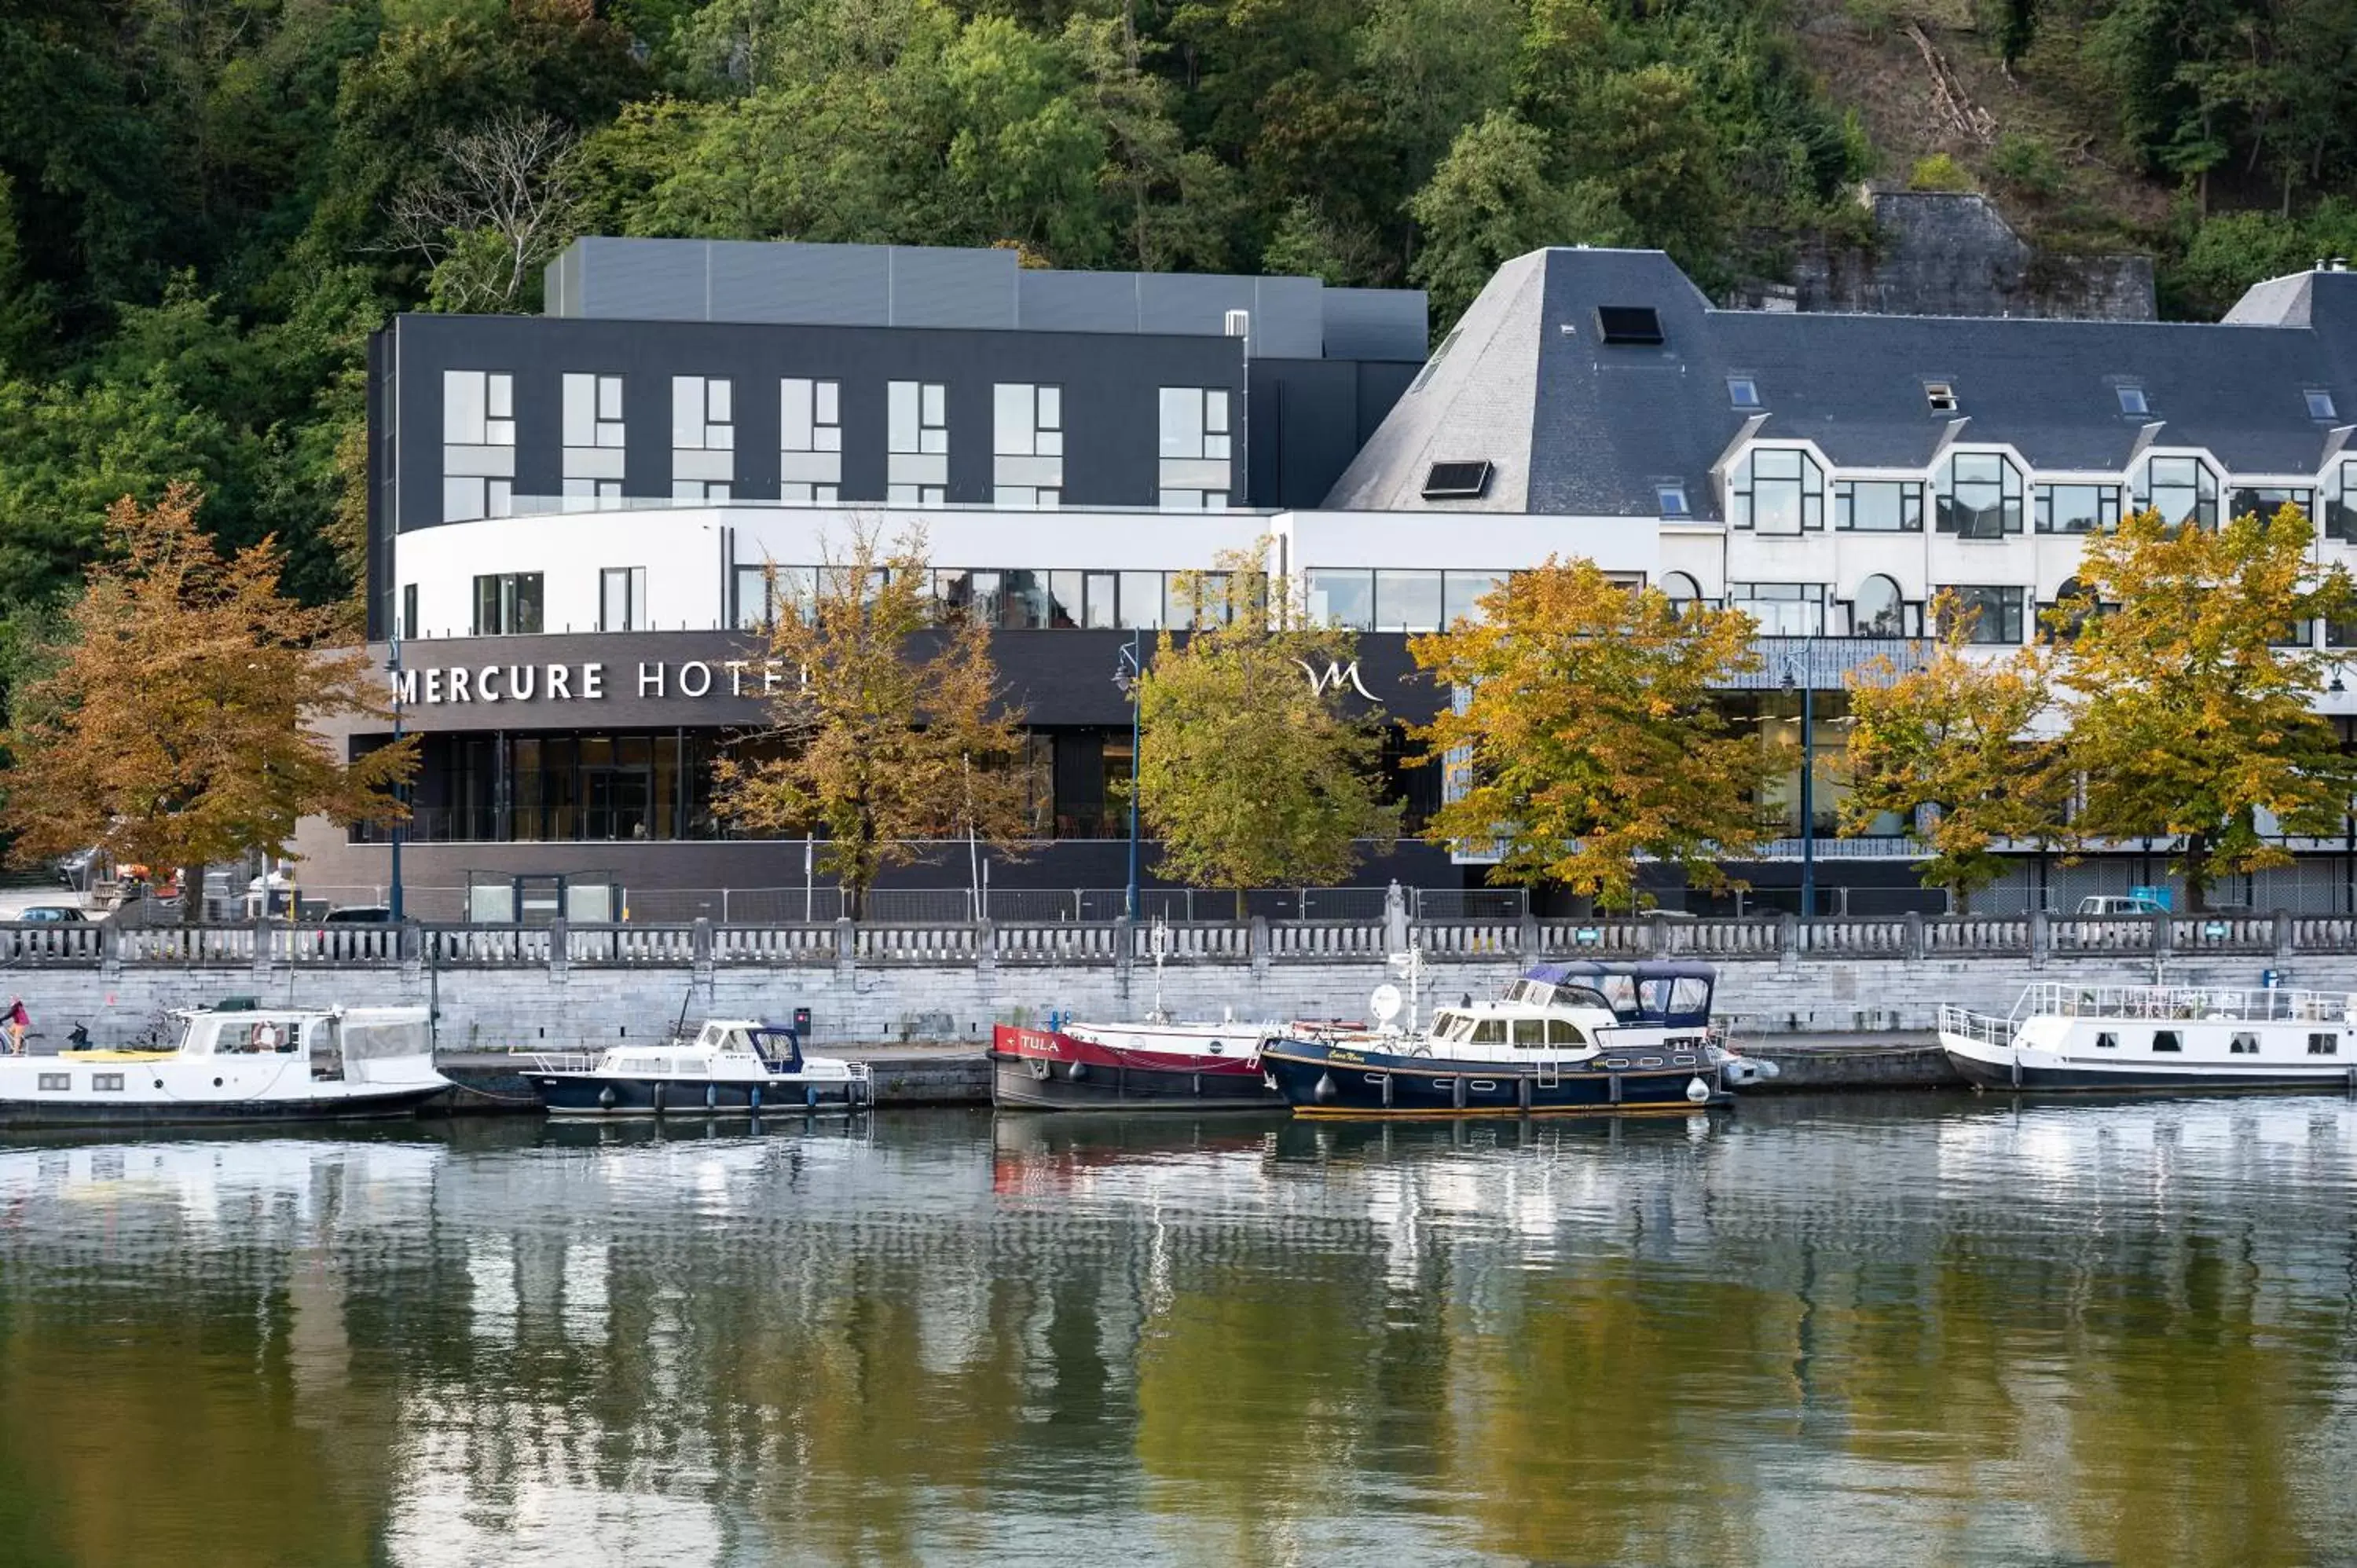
[14,947,2313,1050]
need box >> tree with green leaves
[1409,110,1626,323]
[1409,559,1772,910]
[2055,503,2357,910]
[709,522,1033,918]
[1841,597,2069,913]
[1134,548,1402,913]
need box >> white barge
[1939,980,2357,1092]
[0,1004,446,1127]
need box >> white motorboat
[524,1019,871,1115]
[1940,980,2357,1092]
[0,1003,446,1127]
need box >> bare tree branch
[387,112,581,313]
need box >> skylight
[1656,483,1690,517]
[1728,376,1761,409]
[2308,389,2338,420]
[1422,460,1494,500]
[1924,382,1958,413]
[2116,385,2149,416]
[1595,306,1664,346]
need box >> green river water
[3,1094,2355,1566]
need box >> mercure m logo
[1296,658,1376,700]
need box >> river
[2,1094,2355,1566]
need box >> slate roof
[1325,248,2357,519]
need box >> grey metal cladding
[1018,269,1142,333]
[1321,288,1430,361]
[711,240,888,324]
[885,247,1018,328]
[1131,274,1321,358]
[574,237,709,321]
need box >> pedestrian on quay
[5,997,26,1056]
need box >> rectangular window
[1936,454,2023,537]
[1443,571,1504,628]
[1728,449,1824,534]
[1727,582,1827,636]
[933,569,1003,625]
[563,373,625,503]
[1117,571,1164,629]
[2152,1030,2183,1053]
[2229,1031,2259,1055]
[1308,569,1375,631]
[2307,390,2337,421]
[993,383,1063,507]
[1158,387,1232,509]
[1373,570,1443,632]
[888,381,947,504]
[2116,385,2149,416]
[36,1074,67,1092]
[1167,572,1232,631]
[1834,480,1923,533]
[734,564,775,631]
[401,584,419,642]
[1083,571,1118,629]
[2330,460,2357,543]
[1925,381,1958,412]
[2035,483,2121,534]
[2135,457,2217,529]
[1656,483,1689,517]
[779,377,842,504]
[441,371,516,521]
[2231,486,2312,525]
[471,573,544,636]
[1937,585,2025,645]
[670,376,734,500]
[2310,1032,2339,1055]
[1727,377,1761,409]
[600,566,646,632]
[1047,570,1083,628]
[93,1072,124,1091]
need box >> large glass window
[401,584,419,641]
[669,376,733,501]
[1374,570,1443,632]
[1937,584,2026,644]
[2034,482,2120,533]
[1728,448,1824,534]
[993,383,1063,507]
[561,373,625,503]
[1834,479,1922,532]
[1157,387,1232,510]
[2134,455,2218,529]
[1308,570,1375,630]
[471,573,543,636]
[442,370,515,522]
[934,569,1003,625]
[1935,452,2024,537]
[1847,574,1915,637]
[2230,485,2312,525]
[1659,572,1703,616]
[888,381,948,505]
[998,569,1050,629]
[1445,570,1505,626]
[1727,582,1827,635]
[1118,571,1164,629]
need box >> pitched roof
[1332,249,2357,518]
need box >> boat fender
[1066,1061,1088,1082]
[1684,1076,1711,1105]
[598,1085,616,1110]
[749,1086,761,1112]
[805,1085,819,1108]
[1313,1072,1337,1105]
[706,1085,718,1110]
[651,1082,665,1114]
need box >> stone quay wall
[2,908,2344,1050]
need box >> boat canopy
[1519,962,1716,1028]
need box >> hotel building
[295,237,2357,917]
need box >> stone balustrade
[7,908,2334,976]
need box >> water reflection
[1,1099,2355,1565]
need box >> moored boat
[1259,961,1773,1117]
[990,1018,1287,1111]
[0,1003,445,1128]
[525,1019,871,1115]
[1939,980,2357,1092]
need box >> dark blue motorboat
[1259,961,1774,1117]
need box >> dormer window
[2134,455,2219,529]
[1595,306,1664,346]
[1924,381,1958,413]
[1727,448,1824,534]
[1656,483,1690,518]
[2116,385,2149,416]
[2308,390,2338,421]
[1728,376,1761,409]
[1934,452,2023,537]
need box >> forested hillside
[1,0,2353,660]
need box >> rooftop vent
[1595,306,1664,346]
[1422,460,1494,500]
[1925,381,1959,413]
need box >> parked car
[16,906,90,923]
[323,905,395,924]
[2076,895,2168,917]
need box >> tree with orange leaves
[1409,557,1774,910]
[1,485,415,899]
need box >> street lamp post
[388,632,405,924]
[1782,647,1816,921]
[1115,630,1145,921]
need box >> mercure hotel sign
[393,660,800,705]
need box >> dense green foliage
[2,0,2355,669]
